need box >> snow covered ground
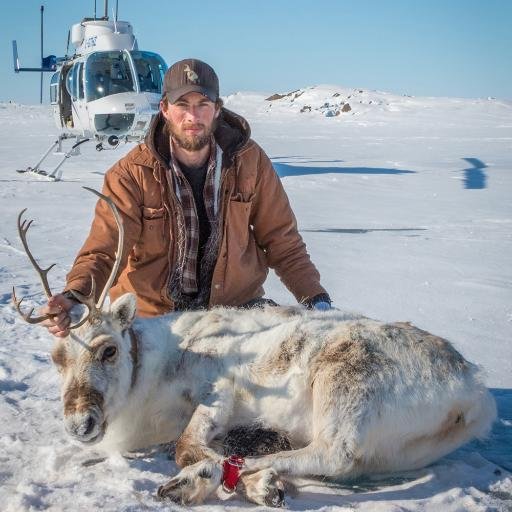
[0,86,511,510]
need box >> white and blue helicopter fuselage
[53,19,166,144]
[17,17,167,179]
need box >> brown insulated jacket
[65,108,327,316]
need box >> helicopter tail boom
[12,40,57,73]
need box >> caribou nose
[66,413,100,441]
[82,415,96,436]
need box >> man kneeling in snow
[40,58,331,335]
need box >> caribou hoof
[240,468,286,508]
[157,475,189,503]
[157,459,222,505]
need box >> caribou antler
[12,209,56,324]
[12,188,124,330]
[68,276,98,328]
[12,286,53,324]
[17,209,55,299]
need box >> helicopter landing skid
[16,135,90,181]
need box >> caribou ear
[110,293,137,330]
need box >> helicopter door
[50,71,61,129]
[59,64,73,128]
[64,61,88,133]
[50,72,59,104]
[74,62,88,131]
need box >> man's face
[161,92,220,151]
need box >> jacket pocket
[227,198,252,251]
[134,206,167,262]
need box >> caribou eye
[101,346,117,362]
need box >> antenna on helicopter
[65,30,71,59]
[113,7,118,32]
[39,5,43,104]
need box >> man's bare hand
[40,294,76,338]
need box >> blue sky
[1,0,511,104]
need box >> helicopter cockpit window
[130,51,167,93]
[77,63,85,100]
[65,62,85,101]
[66,65,78,100]
[85,51,135,102]
[50,72,59,104]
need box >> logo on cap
[184,65,199,84]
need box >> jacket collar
[136,107,251,169]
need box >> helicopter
[12,1,168,180]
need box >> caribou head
[51,293,138,444]
[13,187,138,445]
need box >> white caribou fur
[54,293,496,506]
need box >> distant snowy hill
[224,84,511,118]
[0,88,511,511]
[232,84,398,117]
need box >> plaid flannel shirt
[169,137,218,295]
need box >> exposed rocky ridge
[261,85,392,117]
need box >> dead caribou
[13,189,496,507]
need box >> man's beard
[166,117,217,151]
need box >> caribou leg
[239,468,286,507]
[158,378,234,504]
[157,458,223,505]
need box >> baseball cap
[162,58,219,104]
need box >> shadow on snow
[462,157,488,189]
[301,228,427,235]
[456,388,512,472]
[273,162,416,178]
